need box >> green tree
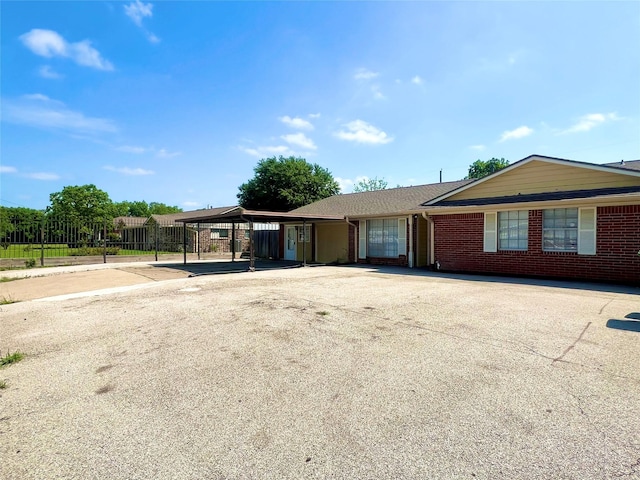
[48,184,115,223]
[148,202,182,215]
[353,176,389,193]
[466,158,510,179]
[237,156,340,211]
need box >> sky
[1,1,639,211]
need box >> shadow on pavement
[151,259,306,277]
[607,314,640,333]
[342,264,640,296]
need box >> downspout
[408,215,414,268]
[421,211,435,268]
[345,216,357,262]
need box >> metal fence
[0,216,280,268]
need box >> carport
[177,207,344,271]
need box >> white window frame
[578,207,596,255]
[483,212,497,253]
[542,208,579,252]
[367,217,402,258]
[498,210,529,251]
[298,225,311,243]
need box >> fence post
[155,222,159,262]
[103,219,107,263]
[40,218,45,267]
[183,224,187,265]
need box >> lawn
[0,244,176,258]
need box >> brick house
[281,155,640,284]
[423,155,640,284]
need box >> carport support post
[302,219,307,267]
[231,221,236,262]
[154,223,158,262]
[183,223,187,265]
[40,220,45,267]
[249,220,255,272]
[197,221,200,260]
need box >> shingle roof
[290,180,472,217]
[113,216,148,227]
[604,160,640,172]
[149,206,238,224]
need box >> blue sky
[2,1,639,211]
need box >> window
[298,225,311,242]
[498,210,528,251]
[244,230,250,239]
[210,228,229,239]
[543,208,578,251]
[367,219,398,257]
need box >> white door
[285,226,297,260]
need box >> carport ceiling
[177,207,344,224]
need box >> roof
[431,185,640,207]
[113,216,148,227]
[176,206,344,224]
[290,180,472,217]
[603,160,640,172]
[425,154,640,206]
[148,206,238,225]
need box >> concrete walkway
[0,259,301,302]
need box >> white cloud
[124,1,160,44]
[470,144,486,151]
[411,75,423,85]
[156,148,181,158]
[308,113,321,119]
[182,201,200,207]
[335,177,353,193]
[354,68,379,81]
[499,125,533,142]
[371,85,385,100]
[104,165,154,176]
[25,172,60,180]
[334,120,394,145]
[281,133,317,150]
[560,113,620,134]
[38,65,63,79]
[116,145,148,154]
[279,115,314,130]
[124,0,153,27]
[3,95,117,134]
[239,145,294,158]
[20,29,114,71]
[1,166,17,173]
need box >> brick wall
[433,206,640,284]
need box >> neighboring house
[283,180,471,266]
[422,155,640,284]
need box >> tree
[48,184,115,223]
[353,177,388,193]
[466,158,510,179]
[148,202,182,215]
[237,156,340,211]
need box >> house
[281,154,640,284]
[282,180,471,266]
[422,155,640,284]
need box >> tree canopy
[237,156,340,211]
[113,200,182,218]
[48,184,114,223]
[466,158,510,179]
[353,177,388,193]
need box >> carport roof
[177,206,344,224]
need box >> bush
[24,258,36,268]
[69,247,121,256]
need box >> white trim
[424,155,640,206]
[398,218,407,257]
[483,212,497,253]
[408,216,414,267]
[578,207,597,255]
[358,220,366,259]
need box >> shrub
[24,258,36,268]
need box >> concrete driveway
[1,266,639,479]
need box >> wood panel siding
[448,160,640,201]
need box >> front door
[285,226,297,260]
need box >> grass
[0,380,6,389]
[316,311,330,316]
[1,295,19,305]
[0,276,23,283]
[0,351,24,367]
[0,244,177,259]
